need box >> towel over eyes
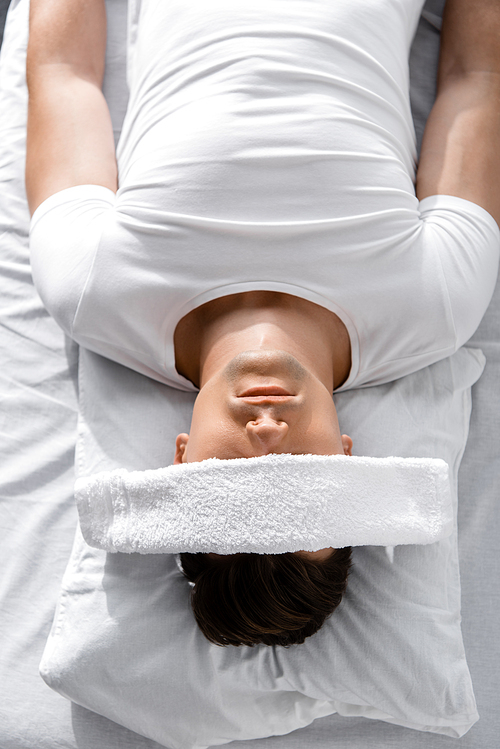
[75,453,452,555]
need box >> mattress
[0,1,499,747]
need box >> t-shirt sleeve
[418,195,500,348]
[29,185,116,338]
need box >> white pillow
[40,346,484,748]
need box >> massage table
[1,0,499,747]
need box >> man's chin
[221,350,309,390]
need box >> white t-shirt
[29,0,500,393]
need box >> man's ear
[174,433,190,464]
[341,434,353,456]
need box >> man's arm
[416,0,500,226]
[26,0,118,216]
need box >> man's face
[174,350,352,463]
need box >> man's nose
[246,415,289,451]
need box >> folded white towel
[75,454,453,555]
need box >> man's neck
[174,291,351,391]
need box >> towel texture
[75,453,452,554]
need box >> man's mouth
[238,386,294,397]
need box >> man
[26,0,500,646]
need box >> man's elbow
[27,0,107,88]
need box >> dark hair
[179,547,352,647]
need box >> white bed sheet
[0,0,499,747]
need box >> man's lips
[238,386,294,397]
